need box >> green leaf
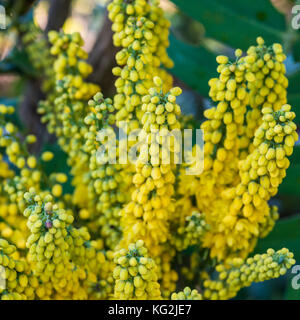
[255,214,300,261]
[278,147,300,196]
[168,33,217,96]
[287,91,300,124]
[40,143,73,194]
[41,143,69,174]
[171,0,286,50]
[287,70,300,122]
[287,69,300,94]
[292,37,300,62]
[0,47,35,75]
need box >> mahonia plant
[0,0,298,300]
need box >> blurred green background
[0,0,300,300]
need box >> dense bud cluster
[113,240,161,299]
[23,189,87,299]
[247,38,287,111]
[121,78,182,255]
[21,23,55,92]
[194,49,255,213]
[207,51,254,162]
[0,103,66,255]
[108,0,173,129]
[210,104,298,261]
[243,38,288,154]
[118,78,183,296]
[171,211,208,251]
[21,189,116,299]
[0,238,37,300]
[203,248,295,300]
[83,92,131,248]
[38,31,100,226]
[23,190,73,276]
[178,38,297,265]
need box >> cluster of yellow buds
[87,250,115,300]
[107,2,182,297]
[171,211,208,251]
[113,240,161,299]
[38,31,99,216]
[203,248,295,300]
[109,0,173,129]
[23,189,84,298]
[21,22,55,92]
[0,104,33,168]
[195,49,255,214]
[121,77,182,256]
[211,104,298,261]
[0,238,37,300]
[0,104,66,252]
[247,38,288,110]
[177,37,297,266]
[23,190,73,271]
[243,38,288,154]
[83,92,131,248]
[22,189,118,299]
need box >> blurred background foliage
[0,0,300,299]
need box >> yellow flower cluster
[203,248,295,300]
[178,39,297,265]
[117,76,183,297]
[83,92,131,248]
[170,211,208,251]
[38,31,99,215]
[196,49,255,212]
[87,250,115,300]
[208,104,297,261]
[23,191,73,275]
[243,37,288,154]
[121,77,182,255]
[22,189,116,299]
[0,104,67,253]
[21,22,55,93]
[109,0,173,129]
[23,189,87,299]
[0,238,37,300]
[113,240,161,299]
